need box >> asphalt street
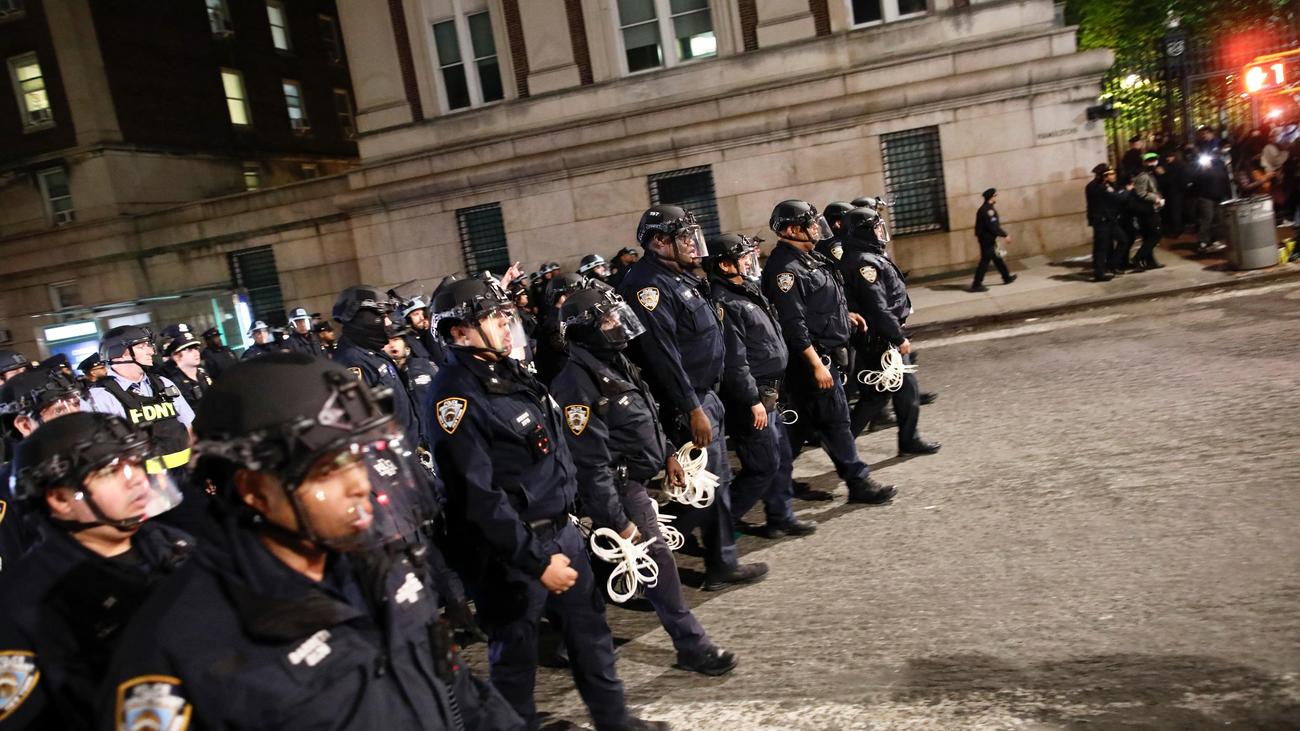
[486,279,1300,730]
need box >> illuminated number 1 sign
[1244,59,1290,94]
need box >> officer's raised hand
[688,405,713,446]
[541,553,578,594]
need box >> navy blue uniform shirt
[838,234,911,346]
[333,339,423,449]
[708,273,788,408]
[761,241,853,354]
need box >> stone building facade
[0,0,1111,360]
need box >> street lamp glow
[1120,74,1143,89]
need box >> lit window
[333,88,355,138]
[8,53,53,128]
[38,168,75,226]
[206,0,233,35]
[283,79,309,132]
[616,0,715,74]
[221,69,251,126]
[267,0,291,51]
[319,14,342,63]
[431,11,503,112]
[243,162,261,191]
[849,0,928,27]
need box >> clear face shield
[78,448,184,529]
[737,248,763,282]
[672,225,709,261]
[596,301,646,348]
[290,426,430,552]
[874,217,891,245]
[475,306,525,358]
[809,215,834,242]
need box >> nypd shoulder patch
[564,404,590,436]
[860,265,878,284]
[831,243,844,260]
[0,500,6,527]
[776,272,795,293]
[0,651,38,721]
[114,675,191,731]
[436,398,468,435]
[636,287,660,312]
[348,366,364,383]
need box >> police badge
[636,287,660,312]
[0,651,39,721]
[860,266,877,284]
[776,272,795,292]
[831,243,843,260]
[348,366,364,383]
[114,675,191,731]
[564,404,590,436]
[436,397,467,435]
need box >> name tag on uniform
[516,412,532,427]
[681,289,695,300]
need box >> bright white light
[1266,108,1283,119]
[1198,154,1213,167]
[43,321,98,342]
[689,34,716,58]
[1120,74,1143,90]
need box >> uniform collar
[643,252,703,284]
[450,350,536,395]
[568,345,636,396]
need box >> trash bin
[1221,196,1277,270]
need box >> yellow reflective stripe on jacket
[145,448,192,474]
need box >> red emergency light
[1244,50,1298,95]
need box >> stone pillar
[43,0,122,146]
[517,0,582,94]
[755,0,817,48]
[338,0,418,133]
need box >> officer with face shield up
[0,412,191,730]
[97,354,520,731]
[550,285,738,677]
[762,201,897,505]
[617,204,768,592]
[428,278,666,731]
[839,207,941,456]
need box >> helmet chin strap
[52,490,146,533]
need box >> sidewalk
[906,231,1300,334]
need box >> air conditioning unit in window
[28,107,52,124]
[53,209,75,226]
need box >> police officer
[707,234,815,539]
[1085,164,1128,282]
[286,307,327,358]
[618,204,768,591]
[818,201,853,262]
[158,329,213,410]
[314,320,339,356]
[534,272,586,384]
[529,261,561,310]
[384,323,439,453]
[0,365,86,573]
[762,200,897,504]
[98,354,521,731]
[0,349,29,385]
[606,247,640,288]
[240,320,284,359]
[550,285,737,676]
[331,286,424,450]
[396,295,449,365]
[970,188,1017,292]
[200,327,239,379]
[839,207,941,456]
[428,278,667,731]
[578,254,611,282]
[0,411,191,729]
[78,352,108,385]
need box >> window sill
[22,120,55,134]
[849,11,929,30]
[0,10,27,24]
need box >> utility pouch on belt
[758,383,780,412]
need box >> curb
[908,264,1300,337]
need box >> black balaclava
[342,309,389,351]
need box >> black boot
[847,477,897,504]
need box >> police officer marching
[427,277,667,731]
[98,354,520,731]
[158,327,213,410]
[838,207,941,455]
[383,323,439,453]
[817,201,853,263]
[706,234,816,539]
[286,307,327,358]
[550,284,738,676]
[761,200,897,505]
[331,286,425,450]
[617,204,768,591]
[0,411,191,729]
[970,188,1017,292]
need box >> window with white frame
[431,11,503,111]
[8,53,53,128]
[319,14,342,63]
[616,0,716,74]
[267,0,291,51]
[283,79,309,131]
[333,88,355,138]
[206,0,233,35]
[38,168,74,226]
[848,0,927,26]
[221,69,251,126]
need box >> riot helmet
[769,200,832,242]
[578,254,610,280]
[545,272,586,309]
[845,206,888,248]
[0,349,29,382]
[0,365,82,438]
[560,286,645,352]
[636,204,709,264]
[707,233,763,282]
[99,326,157,372]
[431,277,521,357]
[823,201,853,231]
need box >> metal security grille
[648,166,721,237]
[880,127,948,236]
[457,203,511,275]
[228,246,286,325]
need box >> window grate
[457,203,511,276]
[880,126,948,236]
[229,246,286,326]
[647,166,720,237]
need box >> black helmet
[191,353,426,550]
[539,262,561,275]
[578,254,608,277]
[545,272,586,307]
[769,200,830,240]
[615,246,639,259]
[332,285,396,323]
[845,206,885,245]
[0,366,82,422]
[636,204,693,246]
[559,286,645,351]
[823,201,853,227]
[708,233,759,262]
[99,325,154,362]
[0,349,28,378]
[430,277,516,354]
[11,411,183,528]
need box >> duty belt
[527,515,569,540]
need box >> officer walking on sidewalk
[428,277,668,731]
[970,188,1017,292]
[761,200,897,505]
